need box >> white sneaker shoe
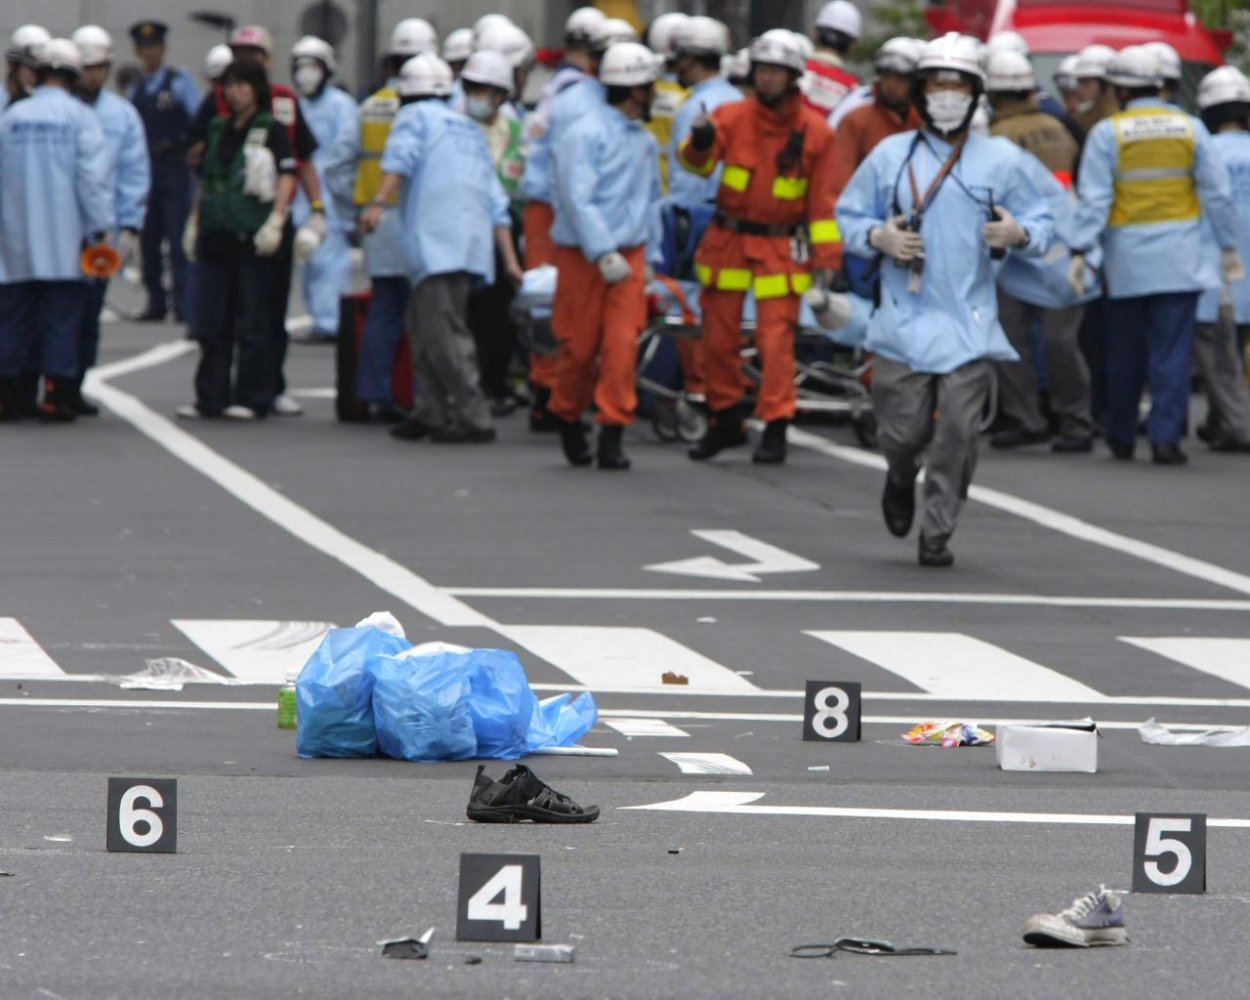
[1023,886,1129,948]
[175,404,202,419]
[223,405,258,421]
[271,393,304,416]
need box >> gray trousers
[1194,314,1250,443]
[406,272,492,434]
[873,355,993,546]
[995,290,1092,437]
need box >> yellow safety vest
[1110,106,1199,228]
[354,86,401,207]
[648,78,688,194]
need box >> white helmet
[1197,65,1250,109]
[723,47,751,81]
[599,41,660,87]
[985,50,1036,92]
[750,29,807,74]
[291,35,336,75]
[1144,41,1182,83]
[389,18,438,58]
[791,31,815,61]
[398,52,453,97]
[592,18,640,54]
[440,28,474,64]
[815,0,863,40]
[985,30,1029,57]
[478,22,535,70]
[203,43,233,81]
[461,49,513,93]
[917,32,985,85]
[874,36,923,75]
[37,37,83,76]
[1074,43,1116,80]
[674,16,731,58]
[1105,45,1162,89]
[71,25,113,67]
[472,14,513,42]
[647,12,690,57]
[565,7,607,44]
[1053,54,1080,91]
[8,24,52,65]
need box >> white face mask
[926,90,973,133]
[465,95,495,122]
[293,64,324,96]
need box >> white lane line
[806,631,1107,703]
[84,346,492,629]
[0,698,273,710]
[1121,637,1250,691]
[646,529,819,582]
[786,426,1250,598]
[659,753,753,775]
[0,619,68,679]
[623,790,1250,828]
[495,625,759,693]
[604,718,691,737]
[172,620,334,684]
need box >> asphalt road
[2,315,1250,999]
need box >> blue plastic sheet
[296,626,412,759]
[527,692,598,752]
[371,651,478,762]
[464,649,541,760]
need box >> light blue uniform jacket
[295,85,360,232]
[87,89,150,234]
[1069,97,1236,299]
[667,75,743,205]
[837,128,1056,373]
[551,103,663,266]
[1197,130,1250,324]
[381,99,509,285]
[127,66,201,118]
[519,69,602,204]
[0,86,114,282]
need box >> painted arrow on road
[645,530,820,582]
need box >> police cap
[129,21,168,46]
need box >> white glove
[242,145,277,202]
[1222,248,1246,284]
[253,211,286,257]
[118,228,142,272]
[294,211,327,262]
[868,215,923,263]
[1066,253,1086,297]
[804,288,854,331]
[181,214,198,263]
[983,206,1026,251]
[598,251,632,285]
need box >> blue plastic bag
[296,626,412,759]
[371,651,478,762]
[526,691,598,752]
[464,649,541,761]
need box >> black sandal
[466,765,600,824]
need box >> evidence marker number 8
[803,681,862,742]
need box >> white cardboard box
[996,720,1099,773]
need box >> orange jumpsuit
[678,93,839,421]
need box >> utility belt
[714,212,802,239]
[149,138,187,161]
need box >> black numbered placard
[1133,813,1206,894]
[106,778,177,853]
[456,853,541,942]
[802,681,861,742]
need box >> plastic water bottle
[277,677,297,729]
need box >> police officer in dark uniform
[127,20,201,322]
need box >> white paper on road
[1139,717,1250,747]
[107,657,242,691]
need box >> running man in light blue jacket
[837,33,1055,567]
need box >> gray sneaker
[1023,886,1129,948]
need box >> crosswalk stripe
[805,631,1107,702]
[659,752,753,775]
[1121,637,1250,691]
[0,618,67,679]
[172,619,334,685]
[604,718,691,737]
[495,625,759,692]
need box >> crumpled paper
[903,721,995,747]
[1138,717,1250,747]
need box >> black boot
[37,377,77,423]
[752,419,789,464]
[918,534,955,568]
[0,378,18,422]
[557,417,593,467]
[16,371,39,418]
[69,376,100,417]
[688,407,747,460]
[596,424,631,470]
[529,385,561,433]
[881,474,916,537]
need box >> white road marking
[495,625,759,692]
[172,620,334,684]
[623,790,1250,827]
[604,718,691,737]
[645,529,820,582]
[659,753,753,775]
[786,425,1250,598]
[0,619,68,679]
[806,631,1107,703]
[1121,637,1250,691]
[0,698,273,710]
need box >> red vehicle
[926,0,1231,107]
